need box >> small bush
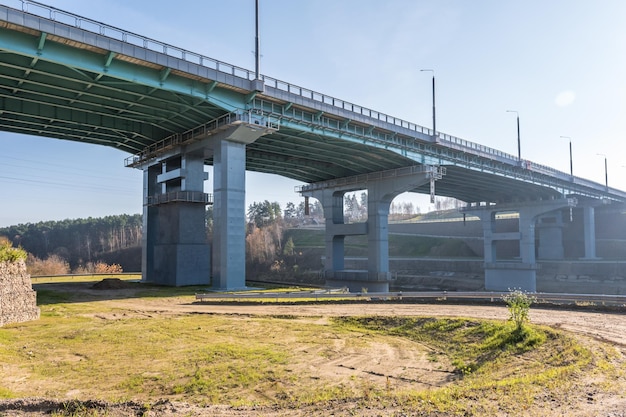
[73,261,123,274]
[502,289,536,332]
[26,254,70,276]
[0,236,27,263]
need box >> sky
[1,0,626,226]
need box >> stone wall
[0,260,40,327]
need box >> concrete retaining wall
[0,260,40,327]
[343,257,626,294]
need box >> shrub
[0,236,27,263]
[26,254,70,276]
[502,289,537,332]
[73,261,123,274]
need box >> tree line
[1,193,443,276]
[0,214,142,269]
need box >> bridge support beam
[581,205,598,259]
[134,113,276,287]
[463,198,576,292]
[141,150,211,286]
[537,212,565,260]
[301,166,443,292]
[211,139,248,290]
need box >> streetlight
[420,69,436,138]
[597,153,608,191]
[560,136,573,177]
[506,110,521,161]
[254,0,261,80]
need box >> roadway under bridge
[1,1,625,292]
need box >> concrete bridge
[1,1,625,292]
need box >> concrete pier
[463,198,576,292]
[133,112,277,288]
[301,166,444,292]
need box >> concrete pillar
[302,166,438,292]
[537,213,564,259]
[518,211,536,264]
[582,206,598,259]
[141,165,159,284]
[133,112,276,288]
[463,198,576,292]
[142,151,210,286]
[212,139,248,290]
[480,211,497,264]
[367,196,391,279]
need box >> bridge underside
[0,4,623,290]
[0,14,592,204]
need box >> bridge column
[141,150,211,286]
[132,112,277,288]
[209,121,276,290]
[306,188,359,286]
[211,139,248,290]
[537,212,565,260]
[581,205,598,259]
[302,166,443,292]
[464,198,576,292]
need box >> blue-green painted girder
[0,3,624,205]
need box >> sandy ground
[115,295,626,348]
[2,283,626,416]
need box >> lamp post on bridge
[560,136,573,177]
[506,110,521,162]
[254,0,261,80]
[420,69,436,138]
[597,153,608,191]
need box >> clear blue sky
[1,0,625,226]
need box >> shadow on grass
[34,280,212,305]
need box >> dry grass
[0,282,625,416]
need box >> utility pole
[255,0,260,80]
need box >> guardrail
[195,290,626,306]
[146,191,212,206]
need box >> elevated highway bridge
[1,1,625,291]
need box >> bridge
[1,1,625,292]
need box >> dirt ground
[2,283,626,416]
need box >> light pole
[506,110,521,161]
[420,69,436,137]
[254,0,261,80]
[560,136,573,177]
[597,153,608,191]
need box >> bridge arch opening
[343,190,368,224]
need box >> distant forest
[0,193,437,275]
[0,214,142,269]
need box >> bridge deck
[0,1,625,204]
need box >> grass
[335,316,595,413]
[0,283,621,415]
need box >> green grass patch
[0,285,613,415]
[335,316,593,413]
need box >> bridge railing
[146,191,212,206]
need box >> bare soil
[2,282,626,416]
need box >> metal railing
[195,290,626,306]
[295,165,445,193]
[124,110,278,168]
[146,191,212,206]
